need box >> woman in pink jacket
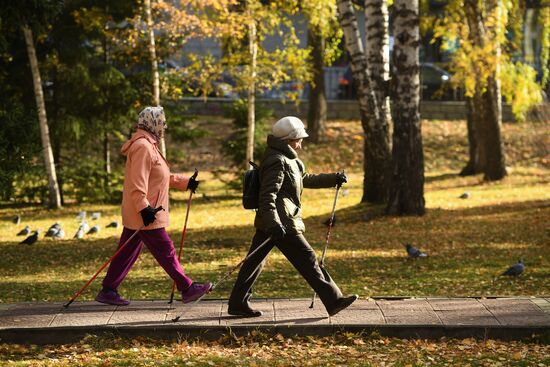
[95,106,211,306]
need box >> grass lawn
[0,118,549,366]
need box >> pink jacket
[121,129,190,230]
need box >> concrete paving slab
[273,299,329,325]
[50,302,116,327]
[377,299,434,311]
[428,298,487,311]
[531,298,550,314]
[383,313,442,325]
[330,299,385,326]
[220,299,275,326]
[108,300,170,326]
[167,300,223,325]
[1,298,550,343]
[0,302,63,329]
[479,298,550,326]
[436,310,500,326]
[378,299,441,325]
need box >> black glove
[140,205,157,226]
[269,224,286,240]
[187,176,199,193]
[335,172,347,187]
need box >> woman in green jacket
[228,116,358,317]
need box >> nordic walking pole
[309,172,343,309]
[172,235,273,322]
[63,205,164,308]
[169,169,198,304]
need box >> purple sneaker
[95,289,130,306]
[181,282,212,304]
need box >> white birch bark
[336,0,391,203]
[387,0,425,215]
[144,0,166,157]
[246,8,257,168]
[22,25,62,209]
[364,0,391,135]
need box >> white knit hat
[272,116,309,140]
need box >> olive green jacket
[254,135,339,235]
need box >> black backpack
[243,161,260,209]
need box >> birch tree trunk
[103,26,112,192]
[386,0,425,215]
[22,25,62,209]
[365,0,392,139]
[245,10,257,168]
[144,0,166,157]
[306,27,327,143]
[104,131,111,194]
[336,0,391,204]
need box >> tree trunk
[336,0,391,204]
[482,0,506,180]
[459,96,479,176]
[144,0,166,157]
[479,77,506,180]
[104,131,111,194]
[365,0,392,138]
[22,25,62,209]
[103,20,112,186]
[306,27,327,143]
[464,0,507,181]
[51,67,65,205]
[386,0,425,216]
[245,11,257,168]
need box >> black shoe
[228,305,263,317]
[327,294,359,316]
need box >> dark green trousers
[228,230,343,310]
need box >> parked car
[259,81,305,100]
[337,63,456,101]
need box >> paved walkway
[1,297,550,344]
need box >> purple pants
[102,227,193,292]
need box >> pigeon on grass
[87,225,100,235]
[20,231,40,245]
[53,228,65,240]
[17,226,31,236]
[74,227,85,239]
[404,243,428,258]
[45,223,61,237]
[459,192,470,199]
[106,221,119,228]
[500,259,524,277]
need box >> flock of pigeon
[13,212,119,246]
[403,243,525,276]
[11,209,525,277]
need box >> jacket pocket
[282,197,300,218]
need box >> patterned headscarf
[137,106,166,140]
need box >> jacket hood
[121,129,157,156]
[267,134,298,159]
